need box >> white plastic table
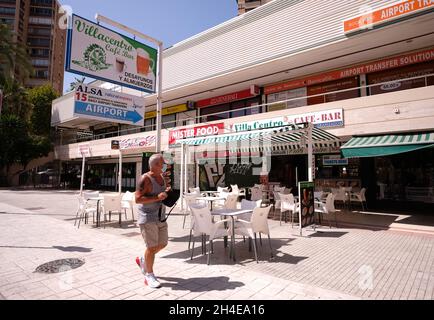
[211,209,253,261]
[196,196,226,211]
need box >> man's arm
[135,175,165,204]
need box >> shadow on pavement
[0,245,92,252]
[309,231,348,238]
[158,276,244,292]
[162,237,305,265]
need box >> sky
[59,0,238,93]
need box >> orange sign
[264,47,434,94]
[344,0,434,33]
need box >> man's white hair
[149,153,164,169]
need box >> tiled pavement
[0,190,433,300]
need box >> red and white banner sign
[344,0,434,33]
[78,144,91,157]
[197,86,260,108]
[120,135,156,150]
[265,47,434,94]
[169,123,225,145]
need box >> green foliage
[0,24,33,83]
[0,78,32,120]
[28,84,59,136]
[0,24,59,181]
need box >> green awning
[176,126,341,153]
[341,132,434,158]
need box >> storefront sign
[169,123,225,145]
[73,84,145,126]
[323,158,349,166]
[231,109,344,132]
[264,47,434,94]
[78,144,91,157]
[145,103,188,119]
[120,136,156,150]
[298,181,315,230]
[111,140,120,150]
[344,0,434,33]
[197,86,260,108]
[66,14,158,93]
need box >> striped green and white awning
[341,132,434,158]
[176,126,341,153]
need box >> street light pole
[95,14,163,153]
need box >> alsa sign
[169,123,225,145]
[74,84,145,126]
[231,109,344,132]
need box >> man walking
[135,154,170,288]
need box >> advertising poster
[298,181,315,230]
[66,14,157,93]
[74,84,145,126]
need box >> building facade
[0,0,66,93]
[51,0,434,211]
[236,0,273,15]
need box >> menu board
[298,181,315,229]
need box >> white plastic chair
[189,187,201,195]
[279,193,299,227]
[121,191,135,222]
[250,187,262,201]
[230,205,273,261]
[75,196,97,228]
[332,187,348,208]
[189,204,230,265]
[315,193,338,228]
[184,193,199,249]
[101,194,123,228]
[238,199,261,221]
[350,188,368,211]
[273,191,282,213]
[224,194,238,210]
[231,184,246,198]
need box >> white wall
[162,0,395,90]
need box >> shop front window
[374,147,434,202]
[315,155,361,191]
[368,61,434,96]
[200,104,230,122]
[307,77,360,105]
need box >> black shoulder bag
[158,189,180,222]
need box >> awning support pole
[119,150,122,194]
[180,144,184,211]
[307,123,313,182]
[80,155,85,196]
[184,145,188,196]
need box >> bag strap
[160,200,179,223]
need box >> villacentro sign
[231,109,344,132]
[66,14,158,93]
[344,0,434,33]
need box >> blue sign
[323,158,348,166]
[74,101,143,124]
